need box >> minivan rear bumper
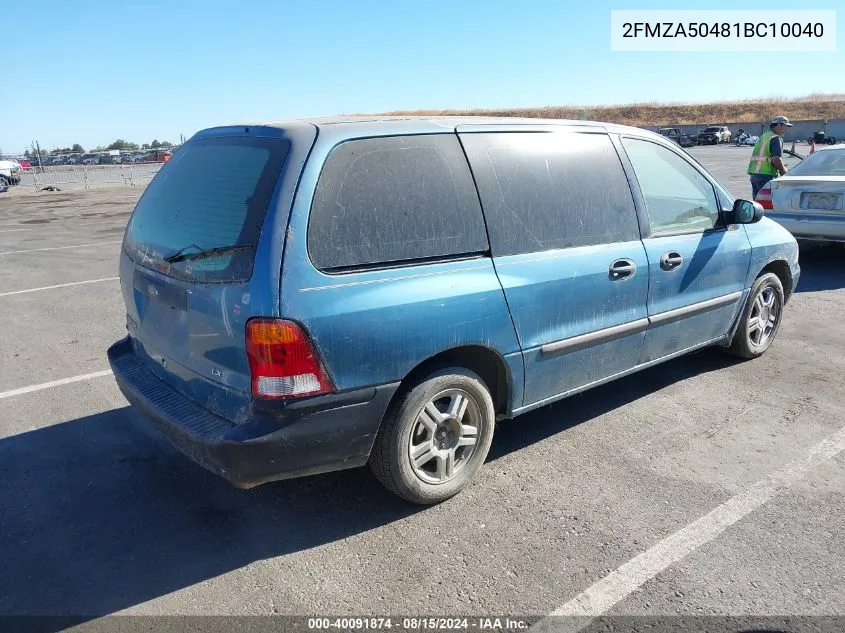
[107,337,398,488]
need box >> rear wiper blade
[164,244,254,264]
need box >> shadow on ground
[0,347,744,623]
[795,241,845,293]
[490,346,742,460]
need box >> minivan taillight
[246,319,334,399]
[756,184,773,210]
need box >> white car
[758,147,845,243]
[0,159,22,188]
[698,126,732,144]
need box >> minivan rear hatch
[120,130,295,423]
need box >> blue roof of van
[292,115,637,132]
[197,115,648,141]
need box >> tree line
[24,139,174,157]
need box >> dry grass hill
[374,93,845,126]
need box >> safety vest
[747,130,780,176]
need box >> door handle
[660,251,683,271]
[609,258,636,280]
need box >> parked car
[140,149,172,163]
[808,131,837,146]
[108,117,800,504]
[0,159,21,187]
[18,159,32,169]
[65,154,82,165]
[81,154,101,165]
[698,126,731,145]
[758,146,845,242]
[658,127,697,148]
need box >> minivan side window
[621,137,720,235]
[459,132,640,256]
[308,135,488,271]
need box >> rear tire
[369,368,495,505]
[727,273,785,359]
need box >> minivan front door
[459,129,649,409]
[619,137,752,362]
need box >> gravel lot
[0,145,843,632]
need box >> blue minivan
[108,117,800,504]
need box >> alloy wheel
[407,389,481,485]
[748,286,780,347]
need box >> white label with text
[611,10,836,51]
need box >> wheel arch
[391,345,513,420]
[761,259,794,302]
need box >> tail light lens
[756,184,773,210]
[246,318,334,399]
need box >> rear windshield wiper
[164,244,255,264]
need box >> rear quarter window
[124,135,290,282]
[307,135,488,271]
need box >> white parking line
[0,228,32,233]
[0,240,121,256]
[0,277,119,297]
[0,219,126,227]
[53,220,128,228]
[531,425,845,632]
[0,370,113,401]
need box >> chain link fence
[17,162,163,192]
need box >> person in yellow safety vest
[747,115,792,199]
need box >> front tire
[727,273,785,359]
[369,368,495,505]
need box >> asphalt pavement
[0,146,842,632]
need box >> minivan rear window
[124,135,289,282]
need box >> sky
[3,0,842,154]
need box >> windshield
[789,149,845,176]
[702,127,719,133]
[123,135,290,283]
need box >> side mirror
[732,199,764,224]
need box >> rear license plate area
[133,269,188,311]
[802,192,843,211]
